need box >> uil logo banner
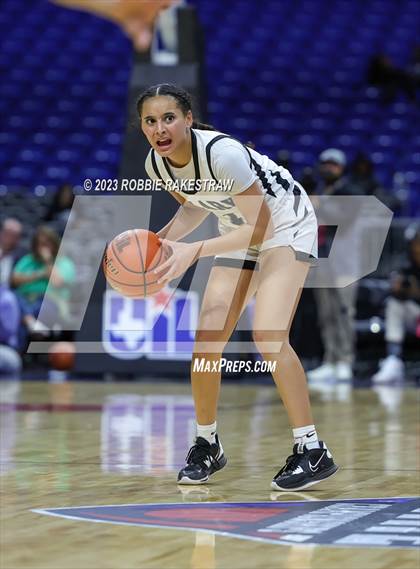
[33,498,419,549]
[102,288,198,360]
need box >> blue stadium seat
[0,0,418,213]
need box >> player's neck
[166,131,192,168]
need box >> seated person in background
[276,149,291,170]
[372,229,420,382]
[299,166,317,195]
[0,286,22,378]
[408,45,420,85]
[11,226,75,340]
[347,153,402,213]
[347,153,381,196]
[367,54,417,103]
[44,183,75,235]
[0,218,24,286]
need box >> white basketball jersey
[145,129,317,260]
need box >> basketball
[103,229,170,298]
[48,342,76,371]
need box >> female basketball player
[138,83,338,490]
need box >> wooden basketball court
[1,379,419,568]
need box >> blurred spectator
[44,183,75,235]
[367,54,417,103]
[276,149,291,170]
[347,153,381,196]
[299,166,317,195]
[408,45,420,84]
[308,148,360,382]
[348,152,402,212]
[0,286,22,378]
[0,219,24,286]
[372,229,420,383]
[11,226,75,341]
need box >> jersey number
[222,213,244,226]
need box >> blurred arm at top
[51,0,176,51]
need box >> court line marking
[30,492,420,512]
[31,495,419,511]
[8,462,420,472]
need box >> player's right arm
[157,196,210,241]
[145,155,210,241]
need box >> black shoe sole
[271,464,339,492]
[177,455,227,485]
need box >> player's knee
[194,330,229,355]
[197,303,233,338]
[252,330,288,354]
[194,304,232,354]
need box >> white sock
[196,421,217,445]
[293,425,319,449]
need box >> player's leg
[253,247,313,426]
[178,262,258,484]
[252,246,338,490]
[192,263,258,424]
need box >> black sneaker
[271,441,338,491]
[177,435,227,485]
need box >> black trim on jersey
[213,257,259,271]
[162,157,176,181]
[151,150,163,181]
[294,250,317,264]
[293,185,301,215]
[268,169,292,192]
[161,129,200,194]
[248,155,277,198]
[205,134,278,199]
[155,129,292,201]
[205,135,239,180]
[191,129,201,185]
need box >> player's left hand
[154,239,203,284]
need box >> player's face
[141,96,192,158]
[319,161,343,181]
